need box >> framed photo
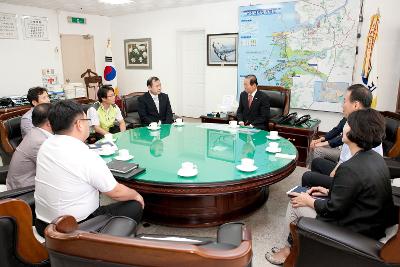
[124,38,152,69]
[207,129,236,162]
[207,33,238,66]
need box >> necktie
[248,94,253,108]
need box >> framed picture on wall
[124,38,152,69]
[207,33,238,66]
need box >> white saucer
[98,149,115,156]
[236,164,258,172]
[266,147,282,153]
[102,138,116,142]
[114,155,134,161]
[266,135,280,140]
[173,122,185,127]
[177,168,198,177]
[228,124,240,128]
[147,126,161,131]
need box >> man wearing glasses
[87,85,126,137]
[34,100,143,237]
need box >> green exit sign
[67,16,86,24]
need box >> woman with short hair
[266,108,396,265]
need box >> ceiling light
[98,0,134,5]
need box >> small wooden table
[200,114,236,124]
[273,119,321,167]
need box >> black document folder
[107,160,138,174]
[112,167,146,181]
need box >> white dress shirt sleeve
[86,152,118,193]
[115,106,124,121]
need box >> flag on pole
[103,39,118,95]
[361,13,380,108]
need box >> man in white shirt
[34,100,144,237]
[20,87,50,138]
[6,103,53,189]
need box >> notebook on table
[107,160,138,174]
[112,167,146,181]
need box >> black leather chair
[45,218,253,267]
[285,210,400,267]
[258,86,290,130]
[0,196,49,267]
[381,111,400,157]
[0,108,28,165]
[122,92,145,129]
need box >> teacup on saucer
[114,149,134,161]
[266,142,281,153]
[236,164,258,172]
[178,162,198,177]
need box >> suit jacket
[138,92,173,125]
[314,150,396,240]
[236,90,270,130]
[6,127,50,190]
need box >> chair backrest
[45,215,252,267]
[258,86,290,119]
[122,92,145,116]
[381,111,400,158]
[0,198,48,267]
[0,108,29,154]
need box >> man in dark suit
[236,75,270,130]
[138,77,173,125]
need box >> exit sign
[67,16,86,24]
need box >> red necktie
[248,94,253,108]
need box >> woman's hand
[289,192,315,208]
[307,186,329,197]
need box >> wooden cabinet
[273,120,320,167]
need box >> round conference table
[102,123,297,227]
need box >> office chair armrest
[0,185,34,200]
[0,165,8,184]
[296,217,383,261]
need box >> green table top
[101,123,297,184]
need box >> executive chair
[0,197,49,267]
[380,111,400,178]
[0,108,29,165]
[284,199,400,267]
[257,86,291,130]
[45,217,253,267]
[122,92,145,129]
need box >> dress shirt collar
[37,127,53,137]
[149,91,159,99]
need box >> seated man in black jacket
[138,77,173,125]
[266,108,396,265]
[236,75,270,130]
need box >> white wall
[0,3,110,96]
[112,0,400,131]
[0,3,62,96]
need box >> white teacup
[175,118,183,124]
[229,120,238,127]
[104,133,113,141]
[181,162,196,171]
[149,122,158,129]
[101,144,114,153]
[268,142,279,150]
[241,158,255,167]
[118,149,130,158]
[269,131,279,138]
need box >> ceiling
[1,0,235,17]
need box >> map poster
[238,0,360,112]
